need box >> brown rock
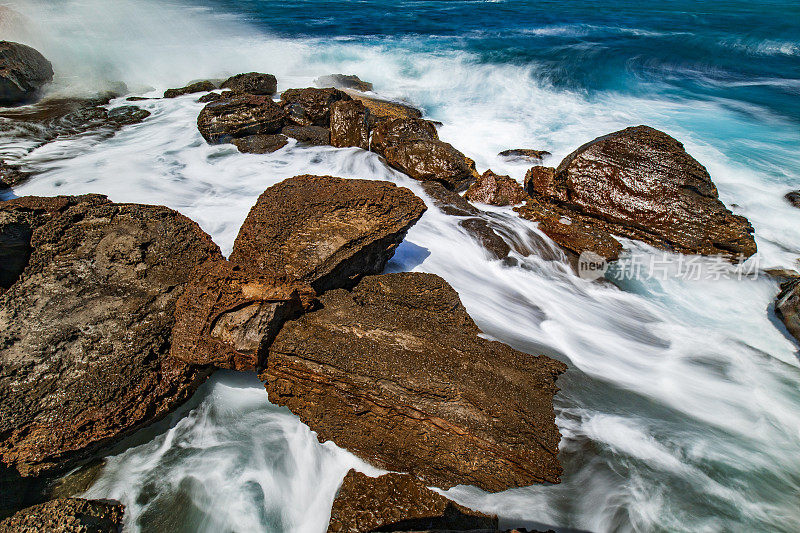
[197,91,230,104]
[262,272,567,492]
[384,140,476,191]
[459,218,511,260]
[327,470,498,533]
[280,87,351,126]
[776,278,800,343]
[107,105,150,126]
[345,91,423,120]
[0,498,124,533]
[465,170,527,206]
[0,41,54,106]
[221,72,277,96]
[0,159,31,189]
[230,175,426,292]
[420,181,479,216]
[523,166,560,201]
[0,195,221,477]
[499,149,551,163]
[785,191,800,208]
[370,117,438,156]
[171,259,315,371]
[197,95,286,143]
[330,100,371,149]
[316,74,374,92]
[281,125,330,146]
[163,80,216,98]
[231,133,288,154]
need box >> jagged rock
[498,149,551,162]
[330,100,371,149]
[459,217,511,260]
[0,195,221,477]
[345,91,423,120]
[776,279,800,343]
[280,87,351,126]
[465,170,527,206]
[0,498,124,533]
[0,159,30,189]
[197,95,286,143]
[171,260,315,371]
[0,41,53,106]
[107,105,150,125]
[281,124,330,146]
[230,175,426,292]
[262,272,567,492]
[327,470,498,533]
[220,72,277,96]
[197,91,231,104]
[370,117,438,156]
[163,80,217,98]
[785,191,800,208]
[316,74,374,92]
[525,126,756,260]
[232,133,288,154]
[384,139,477,191]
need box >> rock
[370,117,438,156]
[465,170,527,206]
[196,91,227,103]
[776,279,800,343]
[0,498,124,533]
[522,166,557,200]
[459,217,511,260]
[0,159,31,189]
[384,139,477,191]
[230,175,426,292]
[0,195,221,477]
[231,133,288,154]
[280,87,351,126]
[0,41,54,106]
[163,80,217,98]
[529,126,756,259]
[316,74,374,92]
[420,181,479,216]
[327,470,498,533]
[262,272,567,492]
[107,105,150,125]
[197,95,286,143]
[281,124,330,146]
[498,149,551,163]
[785,191,800,208]
[345,91,423,120]
[220,72,277,96]
[171,259,315,371]
[330,100,371,149]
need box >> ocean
[2,0,800,531]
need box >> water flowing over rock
[465,170,527,206]
[231,133,288,154]
[776,279,800,344]
[498,148,551,162]
[230,175,426,292]
[327,470,498,533]
[197,95,286,143]
[0,498,124,533]
[330,100,371,149]
[221,72,278,96]
[281,124,330,146]
[0,195,221,478]
[280,87,351,126]
[164,80,217,98]
[383,139,477,191]
[261,272,567,492]
[316,74,374,92]
[0,41,53,106]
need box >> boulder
[498,149,551,163]
[197,95,286,143]
[197,91,230,104]
[370,117,438,156]
[220,72,277,96]
[231,133,288,154]
[785,191,800,208]
[465,170,527,206]
[459,217,511,260]
[776,279,800,343]
[262,272,567,492]
[327,470,498,533]
[0,498,124,533]
[171,259,315,371]
[163,80,216,98]
[280,87,351,126]
[526,126,756,259]
[0,41,53,106]
[230,175,426,292]
[384,139,477,191]
[345,92,423,120]
[316,74,374,92]
[281,125,330,146]
[330,100,371,149]
[107,105,150,125]
[0,195,221,477]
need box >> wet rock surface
[330,100,371,149]
[221,72,277,96]
[498,149,551,163]
[163,80,217,98]
[0,159,30,189]
[197,95,286,143]
[262,272,567,492]
[465,170,527,206]
[384,139,477,191]
[345,92,423,120]
[280,87,351,126]
[370,117,439,157]
[230,175,426,293]
[776,278,800,344]
[231,133,288,154]
[0,498,124,533]
[785,190,800,208]
[327,470,498,533]
[459,217,511,260]
[281,124,330,146]
[316,74,374,92]
[0,195,221,478]
[0,41,53,106]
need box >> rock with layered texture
[384,139,477,191]
[465,170,527,206]
[262,272,567,492]
[345,92,423,120]
[0,498,124,533]
[164,80,216,98]
[197,95,286,143]
[776,279,800,343]
[330,100,371,149]
[281,124,330,146]
[221,72,277,96]
[526,125,756,259]
[280,87,351,126]
[230,175,426,293]
[316,74,373,92]
[232,133,288,154]
[327,470,498,533]
[0,41,54,106]
[0,195,221,478]
[370,117,438,156]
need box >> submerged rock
[0,195,221,477]
[784,190,800,208]
[280,87,351,126]
[459,217,511,260]
[197,95,286,143]
[107,105,150,125]
[316,74,374,92]
[231,133,288,154]
[498,148,551,162]
[230,175,426,293]
[327,470,498,533]
[330,100,371,149]
[776,279,800,343]
[0,498,124,533]
[0,41,53,106]
[262,272,567,492]
[384,139,477,191]
[163,80,217,98]
[221,72,277,96]
[281,124,330,146]
[465,170,527,206]
[420,181,479,216]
